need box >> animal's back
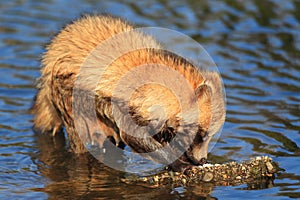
[32,15,136,134]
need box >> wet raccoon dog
[32,15,225,172]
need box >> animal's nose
[187,135,212,165]
[190,156,207,165]
[199,157,206,165]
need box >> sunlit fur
[32,15,225,170]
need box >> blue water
[0,0,300,199]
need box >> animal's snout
[186,135,211,166]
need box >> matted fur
[32,15,225,170]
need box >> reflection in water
[33,133,124,199]
[0,0,300,199]
[33,133,215,199]
[32,132,276,199]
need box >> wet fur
[32,15,225,170]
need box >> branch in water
[122,156,280,187]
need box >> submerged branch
[122,156,280,187]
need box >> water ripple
[0,0,299,199]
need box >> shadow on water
[0,0,300,199]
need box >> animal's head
[108,49,225,172]
[168,70,226,171]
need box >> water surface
[0,0,300,199]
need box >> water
[0,0,300,199]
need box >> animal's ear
[195,83,212,101]
[194,83,213,131]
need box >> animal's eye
[193,131,203,144]
[204,131,208,137]
[196,127,207,138]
